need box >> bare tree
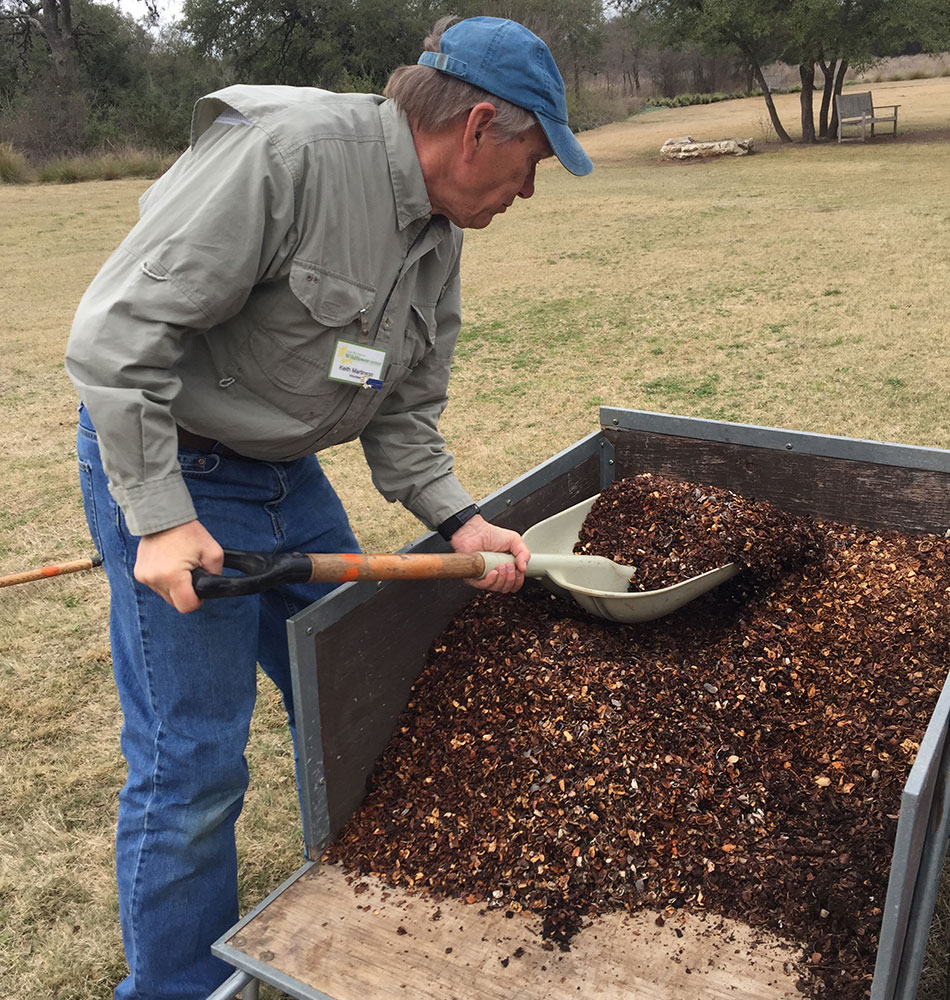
[0,0,77,77]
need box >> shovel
[1,499,736,624]
[191,548,737,623]
[191,494,738,623]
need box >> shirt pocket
[249,261,377,396]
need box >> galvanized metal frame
[205,969,258,1000]
[878,681,950,1000]
[213,408,950,1000]
[213,862,337,1000]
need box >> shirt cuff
[405,475,476,532]
[108,472,198,537]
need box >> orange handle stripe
[339,553,367,582]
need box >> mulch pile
[574,473,824,588]
[326,476,950,999]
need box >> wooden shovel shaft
[191,550,515,599]
[0,555,102,588]
[305,552,488,582]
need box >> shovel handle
[192,549,513,599]
[0,554,102,588]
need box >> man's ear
[462,102,498,160]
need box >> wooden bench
[835,90,900,142]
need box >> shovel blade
[545,562,740,623]
[522,495,738,623]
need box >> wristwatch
[437,504,481,541]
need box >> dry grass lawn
[2,74,950,999]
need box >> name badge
[329,340,387,389]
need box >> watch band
[437,504,481,541]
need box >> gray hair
[384,16,539,141]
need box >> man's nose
[517,164,537,199]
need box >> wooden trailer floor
[221,863,805,999]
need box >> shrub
[37,147,174,184]
[92,147,175,180]
[0,142,34,184]
[38,156,101,184]
[339,70,379,94]
[0,70,89,163]
[567,87,632,133]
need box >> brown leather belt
[176,425,250,461]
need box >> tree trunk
[749,58,792,143]
[39,0,76,79]
[830,58,850,139]
[570,34,580,101]
[799,62,816,143]
[816,58,836,138]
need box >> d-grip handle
[191,549,516,599]
[191,550,314,598]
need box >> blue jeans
[76,405,360,1000]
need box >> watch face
[459,505,479,526]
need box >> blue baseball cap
[417,16,593,177]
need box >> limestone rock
[660,136,755,160]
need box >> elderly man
[66,15,592,1000]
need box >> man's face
[439,124,553,230]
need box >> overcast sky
[113,0,185,27]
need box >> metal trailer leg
[206,970,259,1000]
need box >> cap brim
[536,112,593,176]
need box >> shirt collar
[380,99,438,232]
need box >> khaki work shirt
[66,86,474,537]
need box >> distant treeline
[1,0,947,163]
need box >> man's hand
[448,514,529,593]
[134,520,224,613]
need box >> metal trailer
[211,407,950,1000]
